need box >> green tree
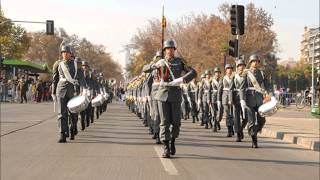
[0,12,31,59]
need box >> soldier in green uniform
[153,39,197,158]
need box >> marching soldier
[142,50,162,144]
[198,70,212,129]
[188,78,199,123]
[52,45,87,143]
[230,60,247,142]
[181,82,191,120]
[211,67,223,132]
[240,54,270,148]
[218,64,234,137]
[153,39,197,158]
[197,74,206,126]
[69,57,85,137]
[80,61,95,130]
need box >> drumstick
[54,101,56,112]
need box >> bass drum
[258,96,278,117]
[67,96,89,113]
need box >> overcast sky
[2,0,319,67]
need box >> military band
[125,44,274,158]
[52,45,114,143]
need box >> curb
[260,128,320,151]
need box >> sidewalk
[260,110,320,151]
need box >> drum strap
[247,71,266,96]
[60,61,78,85]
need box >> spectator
[36,79,43,102]
[17,77,28,104]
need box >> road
[1,102,319,180]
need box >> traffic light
[46,20,54,35]
[228,39,238,57]
[230,5,245,35]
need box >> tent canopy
[2,59,52,74]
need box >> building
[278,57,297,68]
[300,26,320,64]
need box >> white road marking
[153,146,179,176]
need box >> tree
[0,12,31,59]
[127,2,278,79]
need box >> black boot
[236,133,242,142]
[212,124,218,132]
[227,126,232,137]
[74,127,78,136]
[208,121,213,129]
[231,126,235,136]
[217,122,221,130]
[58,133,66,143]
[196,116,199,122]
[252,136,258,148]
[162,141,170,158]
[155,133,162,144]
[192,116,195,123]
[204,123,208,129]
[81,120,85,131]
[70,130,75,140]
[170,138,176,155]
[240,131,244,139]
[152,133,157,139]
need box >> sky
[2,0,319,67]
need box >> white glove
[51,94,57,102]
[217,101,222,109]
[154,59,165,68]
[168,77,184,86]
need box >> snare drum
[92,94,103,107]
[67,95,89,113]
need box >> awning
[2,59,52,74]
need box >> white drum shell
[67,96,89,113]
[92,95,103,107]
[258,96,278,117]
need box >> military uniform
[218,64,234,137]
[210,67,223,132]
[240,54,270,148]
[198,71,212,129]
[181,83,191,120]
[187,80,199,123]
[52,45,86,143]
[142,51,162,144]
[153,39,197,158]
[230,60,247,141]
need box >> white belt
[247,87,256,91]
[59,78,67,82]
[234,89,240,92]
[212,90,218,92]
[223,88,230,91]
[204,90,210,93]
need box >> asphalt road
[1,102,319,180]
